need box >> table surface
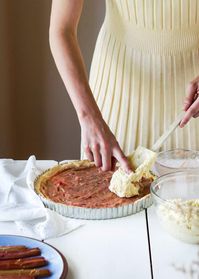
[0,160,198,279]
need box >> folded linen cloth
[0,156,83,240]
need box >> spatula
[151,111,185,152]
[125,111,185,174]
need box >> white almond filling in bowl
[157,199,199,243]
[151,171,199,244]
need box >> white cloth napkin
[0,156,83,240]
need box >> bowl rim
[150,170,199,204]
[156,148,199,170]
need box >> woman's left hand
[180,76,199,127]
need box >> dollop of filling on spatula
[109,146,157,197]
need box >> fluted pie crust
[34,160,153,211]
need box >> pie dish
[34,160,154,220]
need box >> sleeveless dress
[88,0,199,155]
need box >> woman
[49,0,199,171]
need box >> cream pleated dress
[88,0,199,155]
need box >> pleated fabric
[88,0,199,155]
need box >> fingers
[84,142,131,173]
[181,77,199,127]
[183,82,197,111]
[113,146,132,174]
[84,146,94,161]
[180,97,199,127]
[82,121,131,172]
[101,143,112,171]
[84,143,111,170]
[84,144,102,167]
[92,144,102,168]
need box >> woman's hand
[80,113,132,173]
[180,76,199,127]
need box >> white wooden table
[0,160,198,279]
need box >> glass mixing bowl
[151,171,199,244]
[155,149,199,176]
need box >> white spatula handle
[151,111,185,152]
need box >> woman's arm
[49,0,131,172]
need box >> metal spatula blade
[151,111,185,152]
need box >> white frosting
[158,199,199,243]
[109,146,157,198]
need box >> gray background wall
[0,0,105,160]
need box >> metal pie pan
[38,193,152,220]
[34,161,153,220]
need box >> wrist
[78,108,102,124]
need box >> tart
[34,160,154,220]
